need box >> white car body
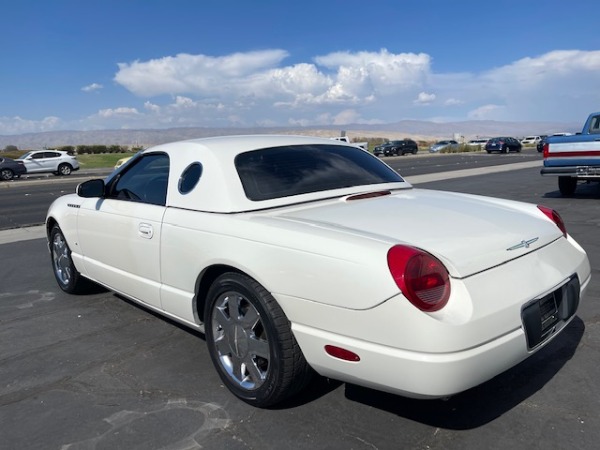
[18,150,80,175]
[46,135,590,406]
[467,138,488,148]
[521,136,542,145]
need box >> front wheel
[503,145,509,154]
[558,176,577,196]
[205,272,312,407]
[1,168,14,181]
[50,225,92,294]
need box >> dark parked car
[0,156,27,181]
[537,135,548,153]
[485,137,522,154]
[374,139,418,156]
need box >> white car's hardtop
[129,135,410,213]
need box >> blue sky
[1,0,599,135]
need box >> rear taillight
[543,143,549,158]
[538,205,567,237]
[387,245,450,312]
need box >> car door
[23,152,47,173]
[42,152,61,172]
[76,153,169,309]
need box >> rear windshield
[235,144,403,201]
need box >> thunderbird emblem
[506,237,539,251]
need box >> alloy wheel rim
[52,233,72,285]
[211,292,270,390]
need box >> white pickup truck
[332,136,369,150]
[541,111,600,196]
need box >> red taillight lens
[538,205,567,237]
[543,143,549,158]
[387,245,450,312]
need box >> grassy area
[77,153,133,169]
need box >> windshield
[16,152,32,160]
[235,144,404,201]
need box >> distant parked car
[429,140,459,153]
[0,156,27,181]
[374,139,418,156]
[520,136,542,145]
[17,150,80,176]
[485,137,522,154]
[467,139,489,149]
[537,136,548,153]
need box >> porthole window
[178,162,202,194]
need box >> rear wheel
[503,145,509,154]
[205,272,313,407]
[50,225,92,294]
[1,168,14,181]
[57,163,72,176]
[558,176,577,196]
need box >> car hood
[274,188,563,278]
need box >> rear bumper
[293,272,587,399]
[541,166,600,178]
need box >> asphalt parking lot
[1,160,599,450]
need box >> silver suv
[17,150,80,176]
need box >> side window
[589,115,600,134]
[109,153,170,206]
[31,153,45,159]
[45,152,60,158]
[178,162,202,194]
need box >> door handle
[138,223,154,239]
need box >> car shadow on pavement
[343,317,585,429]
[543,182,600,199]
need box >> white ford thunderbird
[46,135,590,407]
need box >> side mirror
[77,179,105,198]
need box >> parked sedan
[485,137,522,153]
[0,156,27,180]
[429,140,459,153]
[17,150,79,175]
[46,135,590,407]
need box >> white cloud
[444,98,463,106]
[97,107,140,118]
[0,115,61,134]
[468,104,504,120]
[414,92,436,105]
[9,48,600,134]
[81,83,103,92]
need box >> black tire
[50,224,93,294]
[558,176,577,196]
[205,272,313,407]
[503,145,509,154]
[1,168,14,181]
[57,163,72,176]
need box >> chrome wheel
[58,164,72,175]
[205,272,312,407]
[52,230,73,287]
[210,291,270,390]
[49,224,92,294]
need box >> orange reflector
[324,345,360,362]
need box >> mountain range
[0,120,581,150]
